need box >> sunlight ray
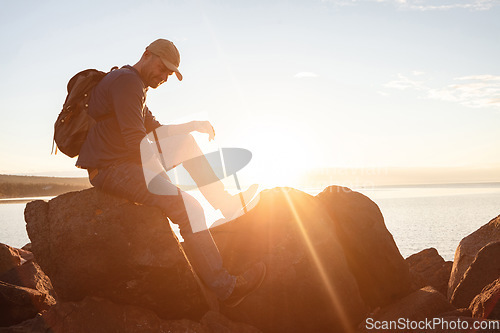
[281,188,354,333]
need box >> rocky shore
[0,185,498,332]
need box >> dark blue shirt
[76,65,161,169]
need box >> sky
[1,0,499,187]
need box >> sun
[188,116,320,190]
[239,126,315,190]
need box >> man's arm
[157,121,215,141]
[110,74,149,161]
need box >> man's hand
[193,121,215,141]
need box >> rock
[0,244,32,277]
[200,311,263,333]
[24,188,209,320]
[372,286,455,321]
[438,308,472,318]
[406,248,453,295]
[448,215,500,299]
[0,297,209,333]
[450,241,500,308]
[0,244,21,276]
[0,243,33,281]
[316,186,411,308]
[0,260,56,302]
[210,187,367,333]
[469,277,500,320]
[0,281,55,327]
[358,256,499,333]
[1,298,263,333]
[16,250,33,263]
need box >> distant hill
[0,174,91,199]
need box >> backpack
[52,66,118,157]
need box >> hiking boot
[223,262,267,308]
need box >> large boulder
[357,287,500,333]
[210,187,367,333]
[0,281,55,327]
[406,248,453,295]
[448,215,500,299]
[0,260,56,302]
[469,278,500,320]
[316,186,411,308]
[0,297,263,333]
[0,297,261,333]
[24,188,209,320]
[361,286,455,325]
[200,311,263,333]
[450,241,500,308]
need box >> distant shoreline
[0,174,91,199]
[360,181,500,189]
[2,172,500,201]
[0,196,55,204]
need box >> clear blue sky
[1,0,499,185]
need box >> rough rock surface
[24,188,209,320]
[448,215,500,299]
[0,281,55,327]
[0,297,262,333]
[200,311,263,333]
[406,248,453,295]
[316,186,411,308]
[367,286,455,323]
[210,187,367,333]
[469,277,500,320]
[438,308,472,318]
[0,245,21,276]
[0,244,33,277]
[0,260,56,302]
[450,241,500,308]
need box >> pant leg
[90,162,236,300]
[140,130,229,209]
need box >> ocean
[1,184,499,261]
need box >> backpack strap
[51,138,58,155]
[90,66,119,123]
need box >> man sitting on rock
[75,38,266,307]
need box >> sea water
[1,185,499,261]
[357,185,500,260]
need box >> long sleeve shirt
[76,65,161,169]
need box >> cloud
[384,72,500,109]
[428,75,500,108]
[323,0,497,11]
[294,72,319,78]
[384,73,428,91]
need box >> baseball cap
[146,39,183,81]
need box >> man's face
[144,54,174,89]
